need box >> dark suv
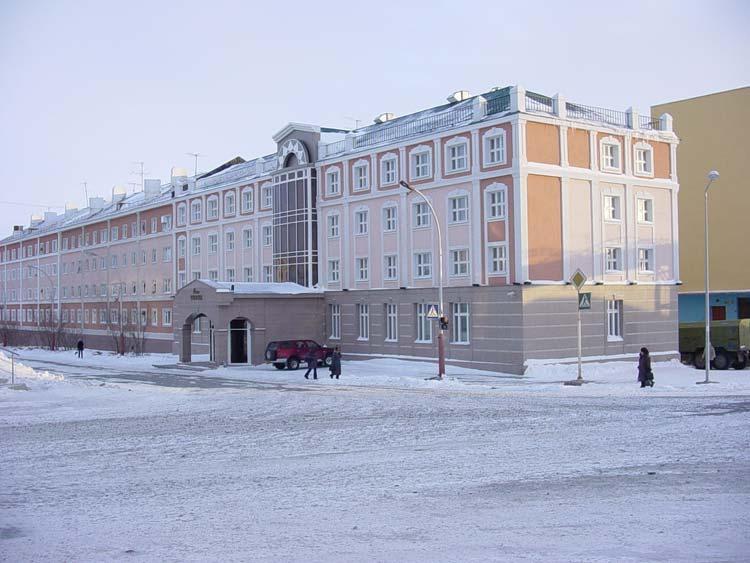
[265,340,334,370]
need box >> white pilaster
[470,129,482,286]
[561,176,570,280]
[560,126,569,167]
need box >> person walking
[638,347,654,388]
[76,339,84,359]
[329,346,342,380]
[303,348,318,380]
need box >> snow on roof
[201,280,324,295]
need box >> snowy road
[2,351,749,561]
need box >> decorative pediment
[278,139,309,167]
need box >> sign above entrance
[569,269,587,291]
[578,292,592,310]
[427,305,439,319]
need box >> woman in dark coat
[638,347,654,388]
[329,346,342,379]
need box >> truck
[679,319,749,370]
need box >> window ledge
[607,336,624,342]
[414,340,433,344]
[356,337,369,342]
[450,341,471,346]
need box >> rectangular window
[328,259,340,282]
[207,198,219,219]
[485,134,506,165]
[224,193,236,215]
[711,306,726,321]
[385,303,398,342]
[353,163,368,190]
[449,195,468,223]
[605,247,622,272]
[191,237,201,255]
[178,204,187,224]
[451,303,470,344]
[208,270,218,282]
[450,248,470,276]
[355,210,368,235]
[151,248,157,263]
[604,195,621,221]
[263,265,272,282]
[111,226,119,241]
[242,228,253,248]
[412,151,431,179]
[162,216,172,232]
[226,268,235,282]
[488,243,508,275]
[607,300,623,341]
[262,226,272,246]
[635,147,653,175]
[384,255,398,280]
[487,189,506,219]
[241,189,254,212]
[327,214,340,238]
[178,238,186,258]
[326,170,340,195]
[163,246,172,262]
[163,278,172,293]
[638,248,653,272]
[225,231,235,251]
[243,267,253,282]
[192,271,201,281]
[383,206,397,232]
[414,202,430,228]
[447,142,468,172]
[356,257,369,281]
[415,303,433,343]
[357,304,369,340]
[637,198,653,223]
[602,142,621,171]
[262,185,273,208]
[163,308,172,327]
[191,201,202,222]
[381,158,397,185]
[414,252,432,279]
[330,304,341,339]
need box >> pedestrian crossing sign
[427,305,439,318]
[578,292,592,310]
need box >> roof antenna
[81,181,88,203]
[186,152,205,177]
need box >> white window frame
[605,247,623,272]
[382,205,397,232]
[353,160,369,191]
[327,213,340,238]
[262,225,272,246]
[485,183,507,220]
[383,254,398,281]
[450,248,470,277]
[330,304,341,339]
[190,200,202,223]
[634,142,654,177]
[638,247,654,273]
[357,304,370,341]
[325,168,341,196]
[385,303,398,342]
[225,231,235,251]
[328,259,340,283]
[483,128,507,167]
[191,236,201,256]
[206,196,219,220]
[410,146,432,180]
[243,267,253,282]
[444,137,469,173]
[356,257,369,281]
[355,209,369,236]
[603,194,622,222]
[380,154,398,186]
[487,243,508,275]
[415,303,433,343]
[224,191,236,216]
[242,228,253,249]
[208,233,218,254]
[413,202,431,228]
[241,187,254,212]
[414,251,432,279]
[637,197,654,224]
[261,183,273,209]
[448,194,469,224]
[451,302,470,344]
[600,137,622,172]
[607,299,623,341]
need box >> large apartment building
[0,85,680,373]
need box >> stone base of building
[323,284,678,375]
[1,328,173,354]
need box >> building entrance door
[229,318,250,364]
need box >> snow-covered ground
[1,348,749,561]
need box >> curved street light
[400,180,445,379]
[698,170,720,385]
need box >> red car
[264,340,334,370]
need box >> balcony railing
[639,114,661,131]
[485,91,511,115]
[565,102,629,128]
[320,139,346,158]
[525,91,554,114]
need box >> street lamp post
[400,180,445,379]
[27,263,59,350]
[698,170,720,385]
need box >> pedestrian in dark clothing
[76,339,84,359]
[304,349,318,380]
[638,347,654,388]
[329,346,342,379]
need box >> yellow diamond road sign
[569,269,587,291]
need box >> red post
[438,330,446,380]
[51,333,56,351]
[119,333,125,355]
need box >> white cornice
[272,123,321,143]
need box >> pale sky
[1,0,748,237]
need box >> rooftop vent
[30,213,43,225]
[112,185,127,203]
[144,178,161,199]
[88,197,106,210]
[374,112,396,124]
[13,225,24,231]
[171,167,189,190]
[64,202,78,216]
[43,211,58,222]
[447,90,471,103]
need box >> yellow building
[653,87,750,323]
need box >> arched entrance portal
[180,313,215,363]
[228,318,251,364]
